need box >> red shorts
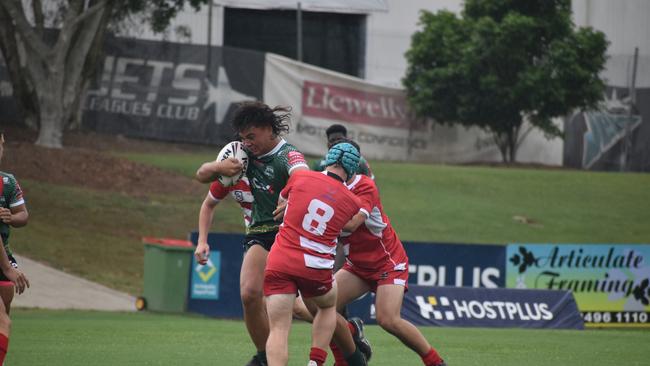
[264,269,334,299]
[342,261,409,293]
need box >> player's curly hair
[231,101,291,136]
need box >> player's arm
[0,204,28,228]
[343,210,368,232]
[195,194,219,265]
[0,176,28,227]
[273,178,294,221]
[0,237,28,294]
[287,150,309,176]
[195,158,243,183]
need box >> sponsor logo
[302,81,410,129]
[507,245,650,309]
[415,295,553,322]
[191,252,221,300]
[408,264,501,288]
[85,56,255,123]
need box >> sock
[421,348,443,366]
[256,350,267,364]
[344,347,366,366]
[0,333,8,365]
[347,321,356,336]
[309,347,328,366]
[330,342,348,366]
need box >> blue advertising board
[349,285,584,330]
[187,232,245,318]
[403,242,505,288]
[186,234,507,320]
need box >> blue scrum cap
[324,142,360,179]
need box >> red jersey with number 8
[267,171,362,275]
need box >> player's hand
[218,158,243,177]
[194,243,210,265]
[0,208,12,224]
[5,268,29,294]
[273,200,288,221]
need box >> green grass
[13,179,243,295]
[115,151,217,178]
[9,309,650,366]
[370,163,650,244]
[116,151,650,244]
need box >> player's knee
[0,312,11,333]
[376,313,400,333]
[240,286,263,306]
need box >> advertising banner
[564,87,650,172]
[190,251,221,300]
[348,285,584,329]
[263,53,504,163]
[506,244,650,327]
[403,242,505,288]
[82,37,265,145]
[186,232,245,318]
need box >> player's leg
[293,296,314,322]
[265,293,296,366]
[302,281,338,366]
[240,244,270,364]
[0,284,13,313]
[331,269,371,366]
[0,288,11,365]
[375,284,445,366]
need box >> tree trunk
[35,77,65,148]
[0,0,107,148]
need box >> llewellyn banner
[263,53,505,163]
[506,244,650,327]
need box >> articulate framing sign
[506,244,650,327]
[190,251,221,300]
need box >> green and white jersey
[246,139,308,234]
[0,172,25,255]
[311,155,375,179]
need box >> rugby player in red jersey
[263,143,364,366]
[197,102,309,366]
[330,172,447,366]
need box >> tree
[403,0,608,163]
[0,0,208,148]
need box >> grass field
[9,309,650,366]
[120,151,650,243]
[11,151,650,295]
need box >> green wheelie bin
[136,237,194,312]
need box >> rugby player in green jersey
[197,102,309,366]
[0,131,30,365]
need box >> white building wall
[572,0,650,87]
[364,0,461,86]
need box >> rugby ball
[216,141,249,187]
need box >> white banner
[263,54,560,163]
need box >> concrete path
[11,255,136,311]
